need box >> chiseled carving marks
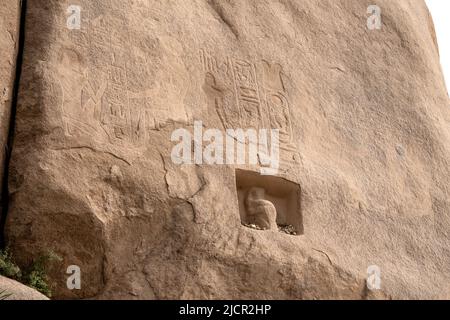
[200,49,299,168]
[58,1,189,148]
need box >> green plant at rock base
[23,251,62,298]
[0,248,22,280]
[0,248,61,298]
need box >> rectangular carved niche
[236,169,303,235]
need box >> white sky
[425,0,450,93]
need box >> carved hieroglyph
[200,49,300,171]
[57,3,190,148]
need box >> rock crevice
[0,0,25,248]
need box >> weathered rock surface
[0,275,49,300]
[3,0,450,299]
[0,0,20,225]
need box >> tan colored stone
[0,0,20,224]
[3,0,450,300]
[0,276,49,300]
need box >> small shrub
[0,248,22,280]
[0,248,61,298]
[23,251,61,298]
[26,269,51,297]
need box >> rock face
[0,0,20,225]
[2,0,450,299]
[0,275,49,300]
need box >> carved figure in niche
[245,187,277,230]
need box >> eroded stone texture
[0,276,49,300]
[0,0,20,224]
[4,0,450,299]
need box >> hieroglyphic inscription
[60,3,186,147]
[200,49,300,169]
[261,60,298,158]
[231,59,264,131]
[200,50,264,130]
[200,50,239,128]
